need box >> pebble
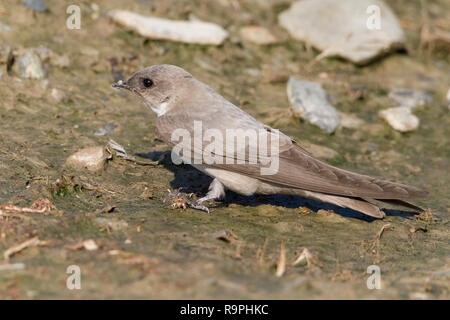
[65,146,108,171]
[0,22,11,32]
[240,26,277,45]
[379,106,419,132]
[95,218,128,231]
[287,77,340,133]
[22,0,47,12]
[279,0,405,65]
[82,239,98,251]
[338,112,365,129]
[109,10,228,45]
[16,50,46,79]
[302,142,338,159]
[50,88,67,103]
[34,46,71,68]
[389,88,432,109]
[94,123,117,136]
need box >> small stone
[50,88,66,102]
[82,239,98,251]
[244,68,261,78]
[16,50,46,79]
[95,218,128,231]
[40,79,50,90]
[338,112,365,129]
[302,142,338,159]
[317,209,346,222]
[108,10,228,45]
[66,146,108,171]
[279,0,405,65]
[0,22,10,32]
[80,47,99,57]
[389,88,432,109]
[379,106,419,132]
[22,0,47,11]
[94,123,117,136]
[287,77,340,133]
[240,26,277,45]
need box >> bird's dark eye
[142,78,153,88]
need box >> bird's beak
[112,80,131,90]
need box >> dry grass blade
[3,237,40,261]
[292,248,313,268]
[107,139,158,166]
[275,239,286,277]
[376,224,392,240]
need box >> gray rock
[389,88,432,109]
[109,10,228,45]
[22,0,47,12]
[17,50,46,79]
[94,123,117,136]
[287,77,340,133]
[379,106,419,132]
[279,0,405,65]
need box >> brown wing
[155,79,427,200]
[212,141,427,199]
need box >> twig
[275,239,286,277]
[376,223,392,240]
[3,237,40,261]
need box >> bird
[112,64,427,218]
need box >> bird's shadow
[137,151,417,222]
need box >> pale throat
[148,101,169,117]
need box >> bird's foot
[165,189,211,214]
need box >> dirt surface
[0,0,449,299]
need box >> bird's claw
[166,190,211,214]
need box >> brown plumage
[113,64,427,218]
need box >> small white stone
[240,26,277,45]
[379,106,419,132]
[50,88,67,103]
[108,10,228,45]
[66,146,108,171]
[83,239,98,251]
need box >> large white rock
[109,10,228,45]
[287,77,340,133]
[279,0,405,65]
[379,106,419,132]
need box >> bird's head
[112,64,193,116]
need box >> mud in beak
[112,80,131,90]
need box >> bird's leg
[196,178,226,204]
[166,179,226,214]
